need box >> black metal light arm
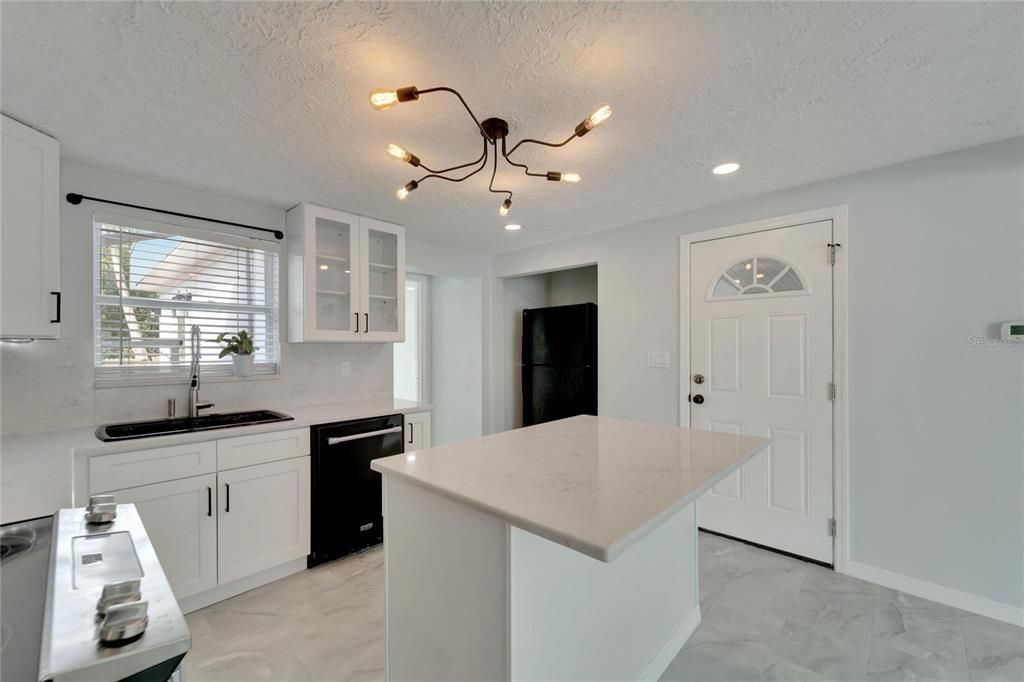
[487,142,513,201]
[416,86,488,138]
[419,137,489,176]
[416,139,490,185]
[505,131,578,157]
[501,137,548,178]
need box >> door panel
[218,457,310,584]
[1,115,60,339]
[113,474,217,599]
[360,217,405,342]
[308,206,361,340]
[690,220,834,563]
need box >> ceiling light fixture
[712,162,740,175]
[370,85,611,214]
[504,223,522,231]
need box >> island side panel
[382,475,510,681]
[510,502,700,681]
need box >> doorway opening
[394,273,483,447]
[502,264,597,431]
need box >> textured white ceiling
[3,2,1022,253]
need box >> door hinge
[827,242,842,266]
[828,518,837,536]
[827,382,836,401]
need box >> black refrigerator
[522,302,597,426]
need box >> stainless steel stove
[1,515,52,682]
[1,501,190,681]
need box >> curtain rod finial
[66,193,83,205]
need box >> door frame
[678,205,850,573]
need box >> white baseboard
[177,557,307,614]
[638,606,702,681]
[846,560,1024,627]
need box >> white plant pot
[232,353,255,378]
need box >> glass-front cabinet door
[288,204,361,341]
[359,217,405,342]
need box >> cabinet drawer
[90,441,217,493]
[217,428,309,470]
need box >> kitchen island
[371,414,769,681]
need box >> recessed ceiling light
[712,162,740,175]
[504,223,522,231]
[319,264,329,270]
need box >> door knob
[692,394,705,405]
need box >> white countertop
[372,415,768,562]
[0,398,430,524]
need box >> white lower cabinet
[112,474,218,600]
[217,457,311,584]
[405,411,432,450]
[91,431,312,605]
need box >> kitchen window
[93,213,280,386]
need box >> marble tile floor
[184,532,1023,682]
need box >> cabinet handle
[50,292,61,324]
[408,423,414,444]
[207,486,212,517]
[364,312,368,332]
[354,312,359,333]
[225,483,230,513]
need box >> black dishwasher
[309,414,405,567]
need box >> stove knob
[85,503,117,524]
[99,601,149,645]
[88,494,116,507]
[97,579,142,615]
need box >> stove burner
[0,532,34,563]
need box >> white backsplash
[1,335,392,436]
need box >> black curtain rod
[65,193,284,240]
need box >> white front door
[690,220,834,563]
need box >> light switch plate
[340,361,351,376]
[647,351,671,368]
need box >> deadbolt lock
[693,373,705,385]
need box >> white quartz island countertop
[372,414,768,562]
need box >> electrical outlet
[340,361,351,376]
[647,351,671,368]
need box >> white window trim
[92,211,282,387]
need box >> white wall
[431,277,483,445]
[549,265,598,306]
[1,161,396,435]
[492,139,1024,611]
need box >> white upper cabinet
[287,203,405,342]
[1,114,61,339]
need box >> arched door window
[708,256,806,300]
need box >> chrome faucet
[188,325,215,418]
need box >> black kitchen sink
[95,410,294,442]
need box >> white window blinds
[94,216,280,385]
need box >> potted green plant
[216,330,259,377]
